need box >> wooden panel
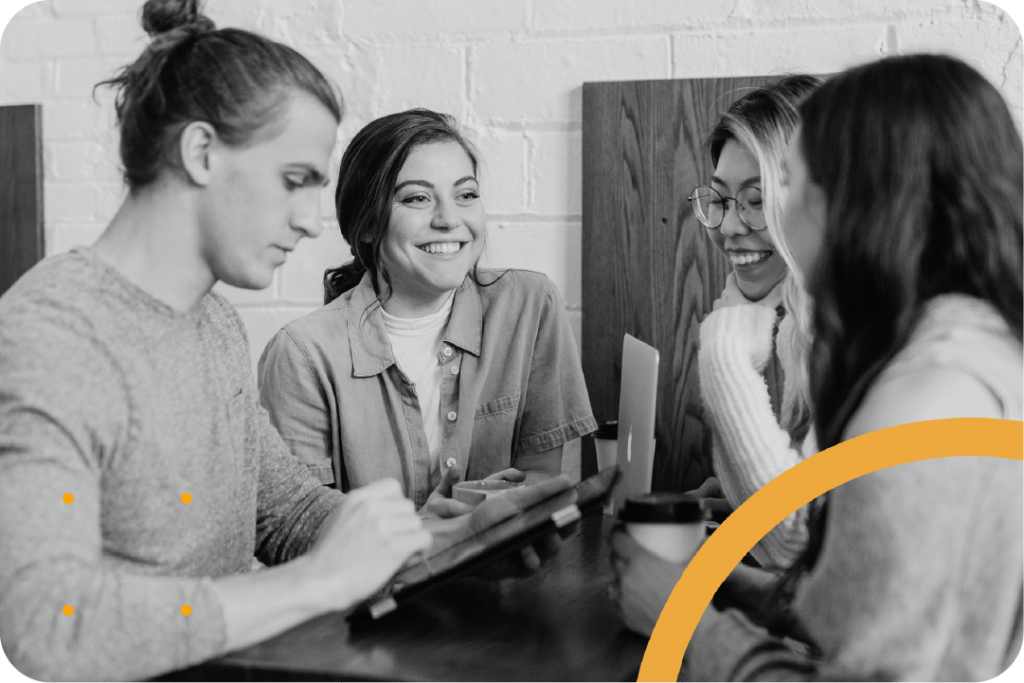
[0,105,44,296]
[582,77,770,492]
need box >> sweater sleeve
[684,457,1022,681]
[250,393,344,566]
[0,320,227,681]
[218,313,343,566]
[698,305,808,568]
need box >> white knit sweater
[699,302,813,569]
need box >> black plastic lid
[593,420,618,439]
[618,492,705,524]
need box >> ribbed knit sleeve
[698,304,809,568]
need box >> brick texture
[0,0,1020,377]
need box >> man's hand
[306,478,432,610]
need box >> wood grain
[0,105,44,297]
[166,513,647,682]
[582,77,771,492]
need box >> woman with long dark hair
[614,53,1022,680]
[258,109,596,516]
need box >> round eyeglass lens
[689,186,767,230]
[690,187,721,228]
[736,187,766,230]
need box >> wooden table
[168,511,649,681]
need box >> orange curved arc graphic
[639,418,1024,682]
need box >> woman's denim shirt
[258,269,597,507]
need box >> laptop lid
[612,334,660,513]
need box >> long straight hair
[782,54,1023,583]
[801,54,1023,452]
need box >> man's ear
[179,121,217,186]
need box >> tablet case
[349,466,621,623]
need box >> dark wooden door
[0,104,44,297]
[581,76,771,493]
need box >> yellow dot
[62,493,74,504]
[181,605,192,616]
[181,493,192,505]
[63,605,74,616]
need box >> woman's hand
[420,475,577,578]
[688,476,734,523]
[420,463,474,519]
[305,478,432,611]
[610,529,691,637]
[474,475,575,575]
[484,467,527,483]
[700,304,778,374]
[421,466,529,519]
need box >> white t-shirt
[381,293,455,466]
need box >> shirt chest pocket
[470,391,521,476]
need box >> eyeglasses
[687,186,767,231]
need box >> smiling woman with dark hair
[258,109,596,518]
[613,53,1023,681]
[0,3,576,680]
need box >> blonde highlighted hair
[708,74,821,442]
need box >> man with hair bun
[0,1,572,680]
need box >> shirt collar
[445,276,482,357]
[347,273,483,377]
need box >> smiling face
[708,139,788,301]
[780,128,828,283]
[380,141,486,317]
[199,91,337,290]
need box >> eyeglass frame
[687,185,768,231]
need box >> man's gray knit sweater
[0,250,342,680]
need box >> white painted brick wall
[1,0,1021,377]
[472,37,672,123]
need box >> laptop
[611,334,660,513]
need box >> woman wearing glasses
[616,52,1022,681]
[687,75,820,570]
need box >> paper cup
[619,493,706,563]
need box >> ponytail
[323,259,368,305]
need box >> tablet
[349,466,621,624]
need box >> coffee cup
[592,420,619,472]
[452,479,524,506]
[618,492,706,564]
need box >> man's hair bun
[141,0,215,38]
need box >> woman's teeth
[420,242,463,255]
[729,251,771,266]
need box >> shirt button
[446,457,457,468]
[450,365,460,376]
[442,346,453,358]
[447,411,457,422]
